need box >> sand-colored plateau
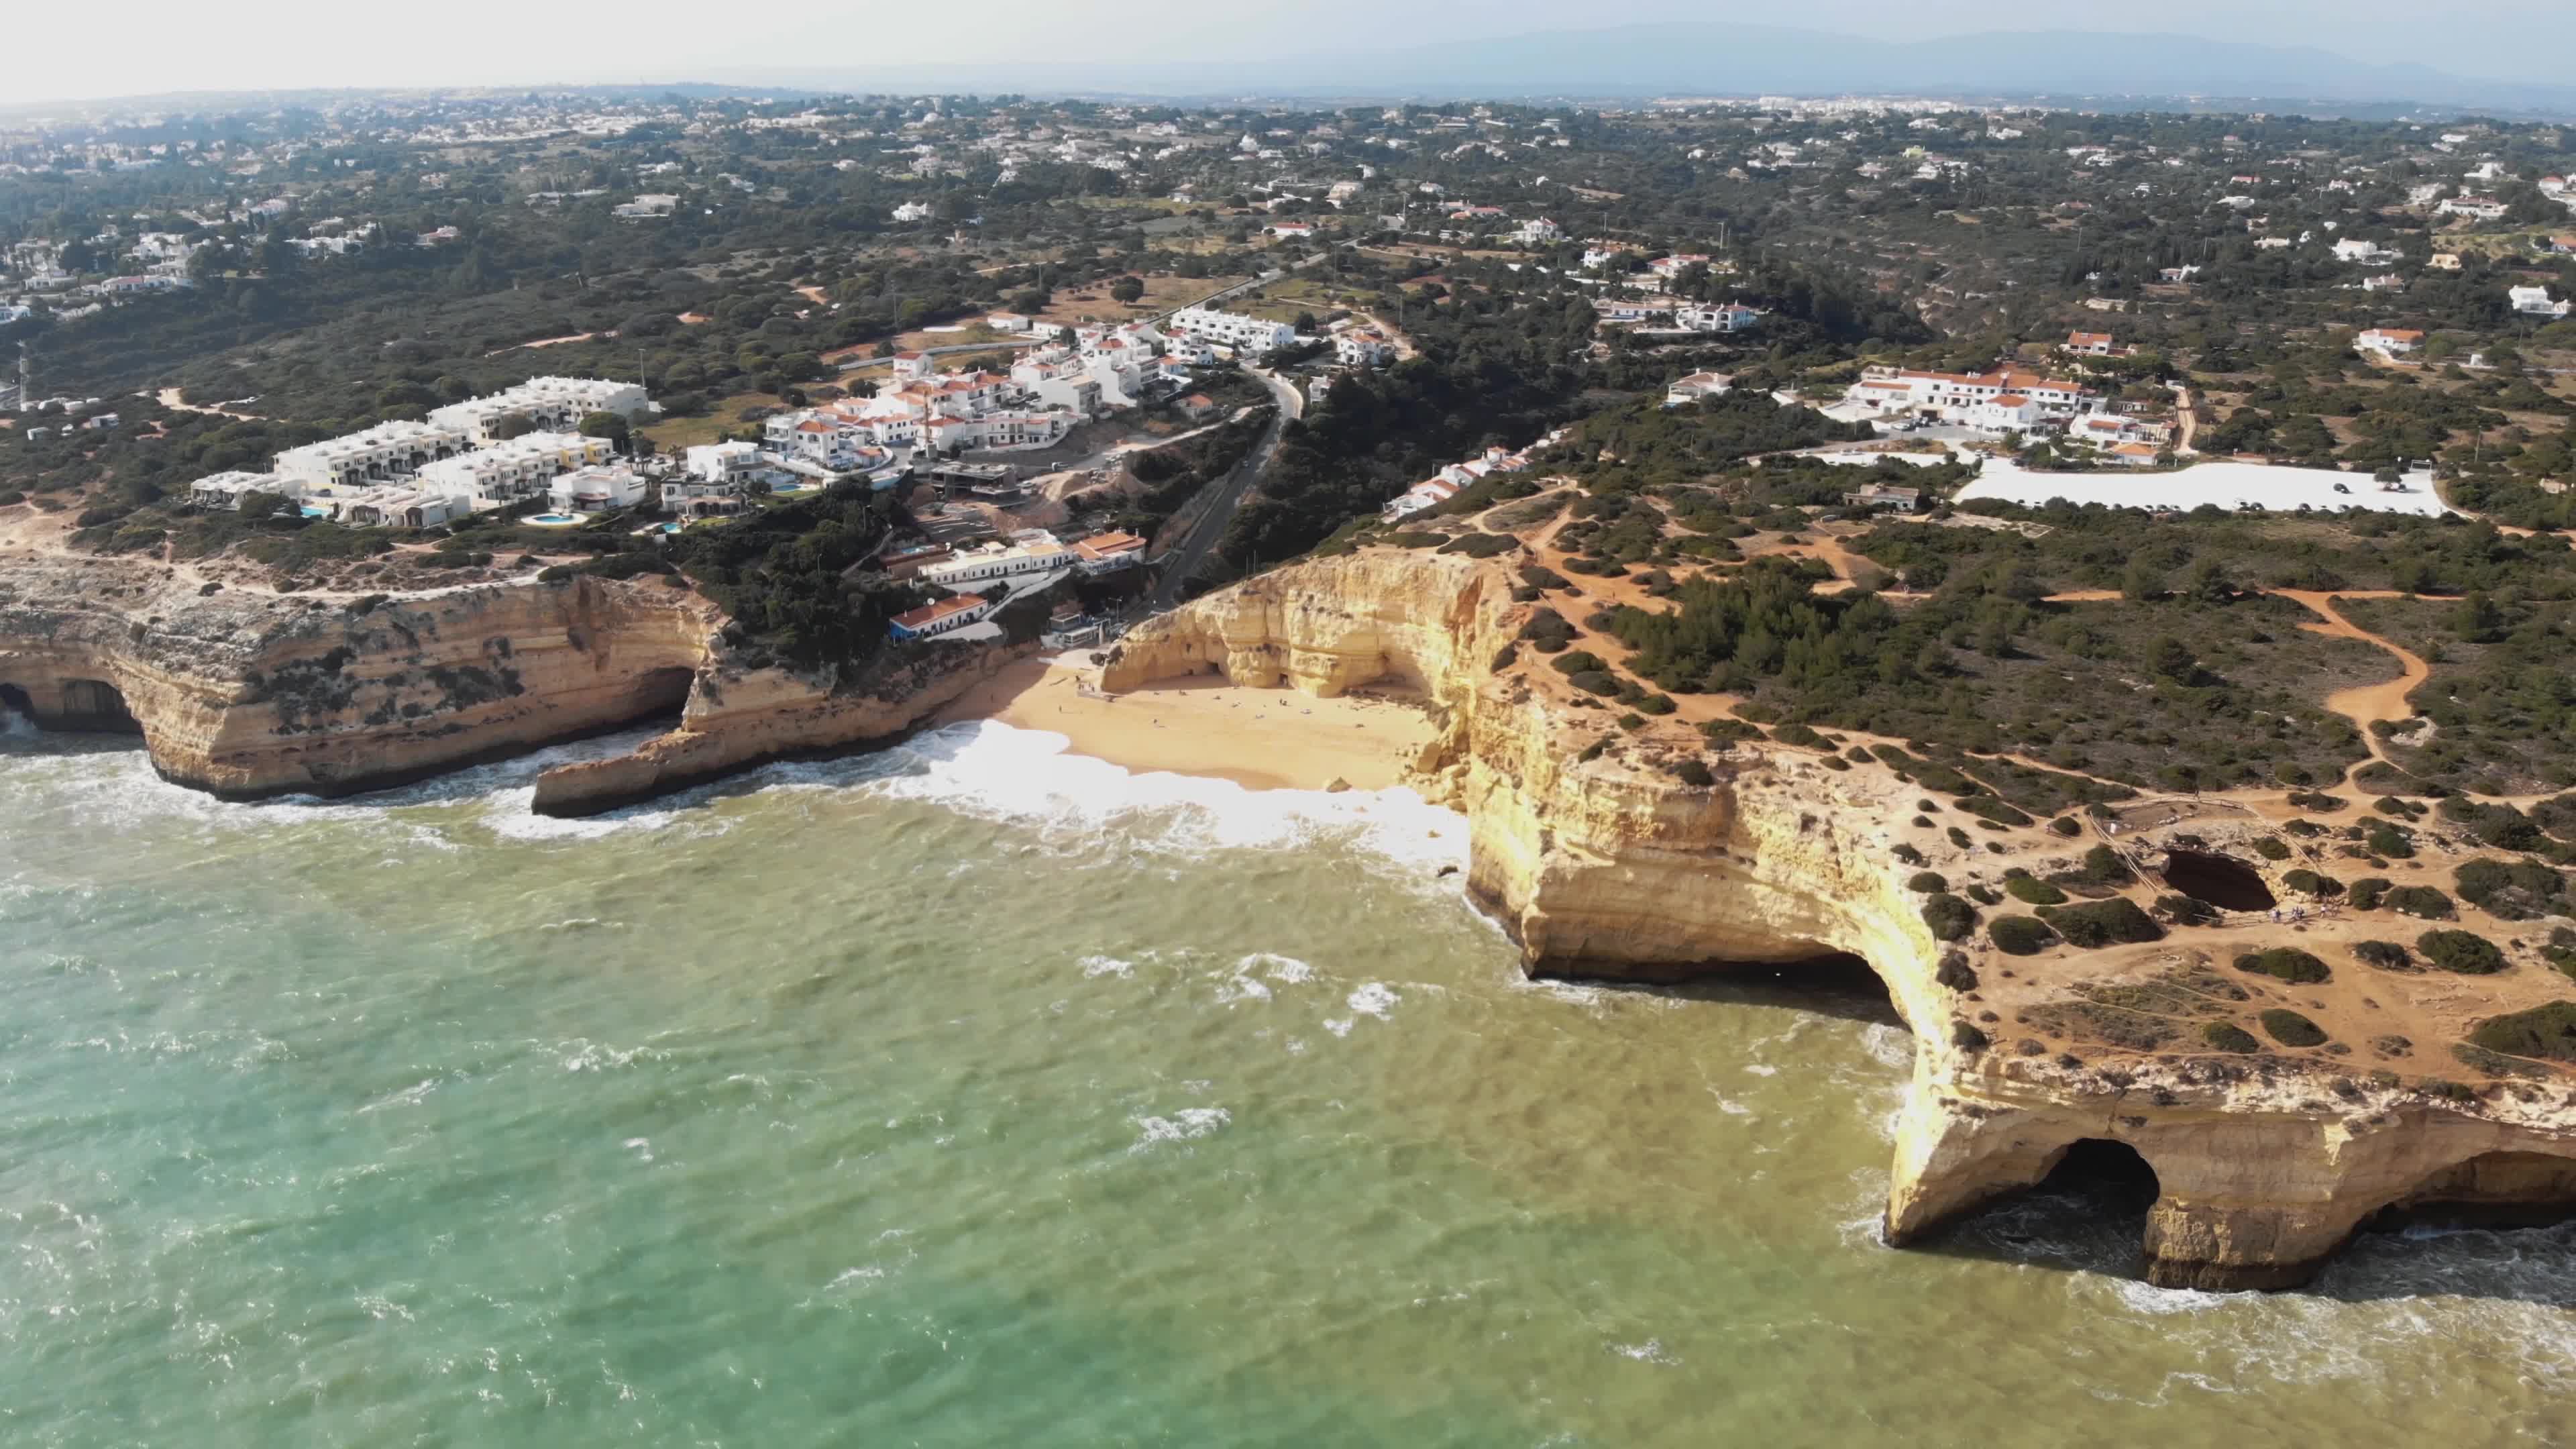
[1099,541,2576,1291]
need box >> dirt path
[2170,384,2199,455]
[484,331,608,358]
[151,387,258,421]
[2273,589,2426,784]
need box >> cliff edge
[0,552,1010,813]
[1102,546,2576,1291]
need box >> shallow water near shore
[3,718,2574,1446]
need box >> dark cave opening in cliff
[2159,849,2277,912]
[1658,952,1908,1032]
[1927,1139,2164,1276]
[0,683,32,724]
[2038,1139,2163,1216]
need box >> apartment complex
[427,376,651,444]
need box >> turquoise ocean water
[3,714,2573,1446]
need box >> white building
[189,470,303,510]
[915,531,1075,589]
[1166,306,1299,355]
[429,376,649,444]
[1847,365,2100,431]
[413,432,615,505]
[1071,531,1148,576]
[548,466,648,513]
[2511,286,2571,318]
[274,420,472,491]
[1673,303,1760,335]
[1665,372,1734,407]
[333,484,476,529]
[612,194,680,220]
[1514,217,1564,246]
[890,593,996,641]
[2357,328,2425,356]
[2065,331,2116,356]
[2438,195,2508,221]
[2330,237,2400,265]
[1335,329,1396,367]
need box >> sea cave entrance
[2037,1138,2163,1218]
[2361,1151,2576,1238]
[56,679,141,735]
[0,682,34,724]
[2160,849,2277,912]
[1585,950,1908,1033]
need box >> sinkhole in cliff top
[2159,849,2277,913]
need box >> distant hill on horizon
[745,22,2576,115]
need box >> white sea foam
[1609,1338,1678,1365]
[1077,955,1136,979]
[1246,953,1313,984]
[1345,982,1399,1019]
[1130,1106,1232,1150]
[865,721,1470,871]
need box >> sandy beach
[937,654,1441,793]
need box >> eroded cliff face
[1103,548,2576,1291]
[0,553,1010,812]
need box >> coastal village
[10,78,2576,1322]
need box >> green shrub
[2155,894,2220,926]
[2347,877,2392,911]
[2467,1002,2576,1063]
[2035,898,2163,949]
[2387,885,2455,920]
[1568,671,1622,696]
[1635,694,1677,716]
[1698,718,1761,743]
[1770,722,1825,749]
[1672,758,1716,788]
[1966,883,2001,906]
[1955,796,2034,828]
[1519,609,1576,652]
[2253,837,2293,861]
[1892,843,1926,867]
[1951,1022,1991,1051]
[1577,738,1609,763]
[1946,826,1974,850]
[2056,845,2134,888]
[1921,892,1978,941]
[1908,871,1949,894]
[1550,649,1606,676]
[2281,869,2342,899]
[2047,816,2082,837]
[2004,873,2067,906]
[2454,858,2567,921]
[2259,1009,2328,1048]
[2353,940,2413,971]
[2367,822,2416,859]
[2201,1022,2262,1054]
[2416,930,2507,975]
[1988,915,2057,955]
[2235,948,2330,983]
[2288,790,2347,813]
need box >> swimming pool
[526,512,586,525]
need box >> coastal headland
[11,529,2576,1293]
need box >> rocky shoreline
[1098,547,2576,1291]
[0,552,1020,817]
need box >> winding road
[1145,367,1303,610]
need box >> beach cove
[1,704,2574,1446]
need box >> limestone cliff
[0,552,1008,811]
[1103,548,2576,1291]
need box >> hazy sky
[10,0,2570,105]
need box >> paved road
[1145,367,1304,610]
